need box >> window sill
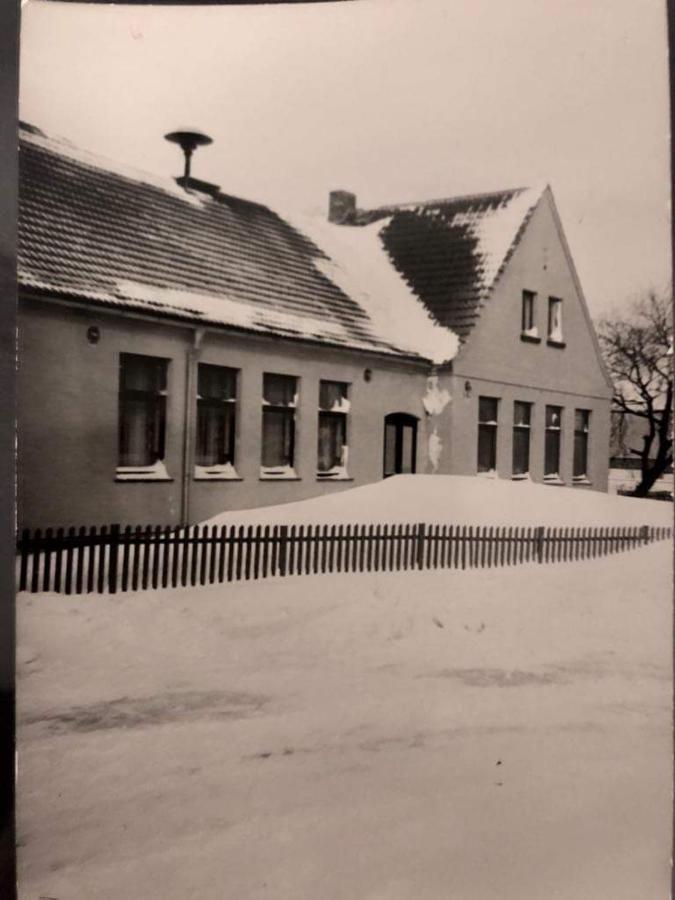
[194,475,243,482]
[116,474,174,483]
[543,476,565,486]
[316,475,354,482]
[573,477,592,485]
[520,333,541,344]
[116,462,172,482]
[547,339,566,349]
[194,464,241,481]
[511,473,530,481]
[259,476,302,482]
[477,470,498,479]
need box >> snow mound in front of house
[203,475,673,528]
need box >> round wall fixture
[363,368,373,382]
[87,326,101,345]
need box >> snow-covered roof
[18,122,542,362]
[18,123,430,362]
[349,185,547,339]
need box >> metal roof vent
[164,129,213,181]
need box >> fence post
[279,525,288,577]
[416,523,426,569]
[108,524,120,594]
[640,524,649,546]
[536,526,545,564]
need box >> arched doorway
[383,413,418,478]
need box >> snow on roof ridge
[19,123,211,208]
[374,182,548,213]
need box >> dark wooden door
[383,413,418,477]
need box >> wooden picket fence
[16,522,672,595]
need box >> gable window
[521,291,539,341]
[317,380,350,478]
[547,297,564,345]
[512,401,532,478]
[195,364,238,479]
[544,405,563,480]
[261,373,298,478]
[118,353,169,479]
[477,397,499,474]
[573,409,591,481]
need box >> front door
[383,413,418,477]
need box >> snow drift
[203,474,673,529]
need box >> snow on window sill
[511,473,530,481]
[543,475,565,485]
[572,476,592,485]
[520,332,541,344]
[477,469,498,479]
[546,338,566,349]
[259,466,300,481]
[316,468,353,481]
[116,461,172,482]
[194,463,241,481]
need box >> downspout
[181,327,205,526]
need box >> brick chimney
[328,190,357,225]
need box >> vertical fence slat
[416,523,426,570]
[107,524,120,594]
[243,525,253,581]
[235,525,245,580]
[18,529,29,592]
[42,527,54,592]
[75,526,86,594]
[96,526,107,594]
[52,527,64,593]
[171,527,181,588]
[64,526,76,594]
[225,525,234,582]
[188,525,198,587]
[120,526,131,592]
[160,526,171,588]
[279,525,288,577]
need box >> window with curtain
[521,290,538,337]
[573,409,590,479]
[195,364,237,472]
[118,353,168,470]
[548,297,563,343]
[544,405,563,477]
[261,373,297,474]
[317,380,350,476]
[512,401,532,476]
[477,396,499,473]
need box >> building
[17,123,612,529]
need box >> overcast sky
[20,0,670,318]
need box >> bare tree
[598,291,673,497]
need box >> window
[477,397,499,473]
[512,401,532,477]
[544,405,563,479]
[195,364,238,478]
[118,353,168,477]
[573,409,591,480]
[548,297,564,344]
[521,290,539,339]
[317,381,350,478]
[261,373,298,477]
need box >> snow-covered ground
[608,467,674,497]
[17,541,672,899]
[204,474,673,528]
